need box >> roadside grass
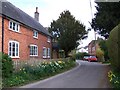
[108,70,120,88]
[3,60,76,87]
[102,61,111,64]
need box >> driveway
[20,60,111,88]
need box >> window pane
[12,42,15,56]
[31,46,33,55]
[30,46,32,55]
[10,22,12,29]
[35,47,36,55]
[33,31,35,37]
[43,48,45,56]
[9,42,12,56]
[33,31,38,38]
[16,44,18,56]
[45,48,46,56]
[36,47,38,55]
[16,24,18,31]
[13,22,15,30]
[47,48,50,57]
[36,31,38,37]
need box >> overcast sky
[7,0,100,49]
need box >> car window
[90,56,96,58]
[84,56,89,58]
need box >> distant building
[88,40,99,56]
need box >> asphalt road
[20,60,111,88]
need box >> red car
[88,56,97,62]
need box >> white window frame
[43,47,47,58]
[30,45,38,56]
[33,30,38,39]
[8,40,19,58]
[47,36,51,43]
[9,20,20,32]
[47,48,51,58]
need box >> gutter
[2,16,4,53]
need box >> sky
[7,0,101,50]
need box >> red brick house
[88,40,99,56]
[0,1,54,60]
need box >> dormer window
[33,30,38,38]
[9,20,20,32]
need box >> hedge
[107,23,119,72]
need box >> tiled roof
[0,1,51,37]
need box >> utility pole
[90,0,97,55]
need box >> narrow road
[20,60,111,88]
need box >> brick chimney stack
[34,7,39,22]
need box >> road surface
[20,60,111,88]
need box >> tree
[96,48,104,62]
[99,40,109,61]
[49,10,87,57]
[91,2,120,39]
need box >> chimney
[34,7,39,22]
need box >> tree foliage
[99,40,109,61]
[0,53,13,78]
[49,10,87,57]
[96,48,104,62]
[91,2,120,39]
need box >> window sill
[43,56,47,59]
[43,56,51,59]
[33,36,38,39]
[30,55,38,57]
[47,56,50,58]
[10,56,20,59]
[47,41,51,43]
[9,29,21,34]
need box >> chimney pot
[36,7,38,12]
[34,7,39,22]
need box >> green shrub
[107,24,119,72]
[1,53,13,78]
[73,52,89,60]
[108,70,120,88]
[4,60,76,87]
[99,40,109,61]
[96,48,104,62]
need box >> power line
[90,0,93,19]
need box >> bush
[107,24,119,72]
[99,40,109,61]
[73,52,89,60]
[3,60,76,87]
[0,53,13,78]
[108,70,120,88]
[96,48,104,62]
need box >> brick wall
[0,16,2,52]
[3,18,52,60]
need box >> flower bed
[108,70,120,88]
[3,59,76,87]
